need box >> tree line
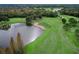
[0,8,58,18]
[0,8,58,26]
[60,8,79,17]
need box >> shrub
[43,11,58,17]
[52,11,58,17]
[0,22,10,30]
[68,18,77,27]
[0,16,10,30]
[37,14,42,19]
[61,8,79,17]
[75,29,79,41]
[0,16,9,22]
[32,14,37,20]
[32,14,42,20]
[26,16,33,26]
[63,23,71,31]
[62,18,66,24]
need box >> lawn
[23,16,79,54]
[8,16,79,54]
[9,18,26,24]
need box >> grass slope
[24,16,79,54]
[9,18,25,24]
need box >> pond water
[0,30,10,48]
[0,23,43,48]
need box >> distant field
[23,15,79,54]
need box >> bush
[68,18,77,27]
[37,14,42,19]
[0,22,10,30]
[43,11,58,17]
[0,16,9,22]
[52,11,58,17]
[32,14,37,20]
[0,16,10,30]
[32,14,42,20]
[26,16,33,26]
[61,8,79,17]
[63,23,71,31]
[75,29,79,41]
[62,18,66,24]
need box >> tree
[0,16,9,21]
[0,16,10,30]
[62,18,66,24]
[68,18,77,27]
[37,14,42,19]
[32,14,37,20]
[26,16,33,26]
[61,8,79,17]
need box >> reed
[0,33,24,54]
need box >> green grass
[9,18,26,24]
[23,16,79,54]
[8,16,79,53]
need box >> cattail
[16,33,23,54]
[9,37,16,53]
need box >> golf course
[0,4,79,54]
[9,15,79,54]
[0,14,79,54]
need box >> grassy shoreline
[8,15,79,53]
[23,16,79,54]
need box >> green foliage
[63,23,71,31]
[0,8,56,18]
[0,16,10,30]
[0,16,9,21]
[32,14,42,20]
[0,21,10,30]
[43,11,58,17]
[63,18,78,31]
[62,18,66,24]
[32,14,37,20]
[52,11,59,17]
[26,16,33,26]
[37,14,42,19]
[61,8,79,17]
[68,18,77,27]
[75,29,79,41]
[75,29,79,35]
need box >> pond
[0,23,43,48]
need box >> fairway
[9,18,26,24]
[23,16,79,54]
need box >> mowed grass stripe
[24,16,79,54]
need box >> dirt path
[33,22,45,30]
